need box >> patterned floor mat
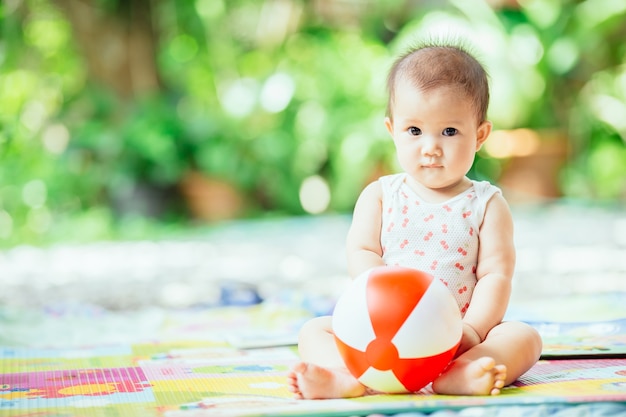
[2,316,626,417]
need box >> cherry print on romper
[424,214,434,222]
[402,205,408,214]
[439,279,449,286]
[442,224,448,233]
[414,250,425,256]
[462,211,472,219]
[430,260,438,270]
[401,191,409,199]
[461,302,470,314]
[472,265,477,274]
[400,239,409,249]
[458,286,468,294]
[458,247,468,256]
[402,218,409,228]
[443,205,452,212]
[469,227,474,236]
[387,222,395,232]
[440,240,449,250]
[455,263,465,271]
[423,231,433,241]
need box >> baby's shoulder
[471,180,501,198]
[377,173,406,196]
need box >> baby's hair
[386,38,490,123]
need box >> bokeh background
[1,0,626,248]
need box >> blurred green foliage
[0,0,625,247]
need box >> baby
[287,40,543,399]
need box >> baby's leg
[287,316,367,399]
[432,321,542,396]
[296,316,346,367]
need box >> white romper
[379,173,502,316]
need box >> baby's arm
[346,181,385,278]
[462,193,515,342]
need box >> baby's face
[385,80,491,198]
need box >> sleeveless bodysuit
[379,173,501,316]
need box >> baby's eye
[442,127,458,136]
[408,126,421,136]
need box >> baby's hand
[455,323,482,357]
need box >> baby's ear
[476,120,492,150]
[384,117,394,136]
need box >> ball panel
[358,344,459,394]
[393,278,462,358]
[366,267,431,342]
[392,345,460,392]
[358,368,407,394]
[332,271,375,351]
[334,335,370,378]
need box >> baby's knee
[298,316,333,342]
[492,321,541,344]
[525,323,543,357]
[503,321,543,359]
[518,321,541,343]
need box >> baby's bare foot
[432,357,507,396]
[286,362,367,399]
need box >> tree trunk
[52,0,161,99]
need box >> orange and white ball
[332,266,462,393]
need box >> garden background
[1,0,625,248]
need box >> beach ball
[332,266,462,393]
